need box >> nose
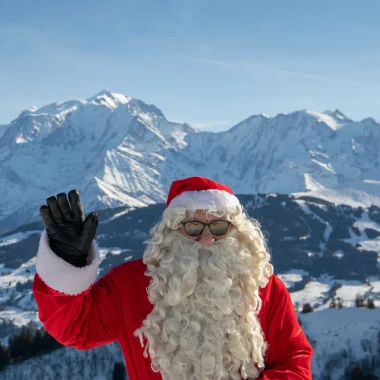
[198,225,215,245]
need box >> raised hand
[39,190,98,267]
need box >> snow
[290,279,332,310]
[334,280,372,307]
[304,173,325,191]
[363,179,380,185]
[99,248,123,257]
[323,109,352,123]
[333,251,344,259]
[301,308,380,379]
[2,94,380,228]
[358,238,380,253]
[87,89,130,108]
[0,308,40,328]
[1,341,124,380]
[295,187,380,208]
[0,231,39,247]
[277,269,309,288]
[0,124,8,139]
[306,110,348,130]
[337,210,380,262]
[15,136,28,144]
[311,159,336,173]
[102,207,135,223]
[353,212,380,233]
[370,278,380,298]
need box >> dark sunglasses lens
[209,221,230,236]
[184,222,204,236]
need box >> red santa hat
[166,176,240,209]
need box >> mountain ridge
[1,91,380,229]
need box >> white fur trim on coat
[167,190,240,210]
[36,230,101,295]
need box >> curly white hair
[135,205,274,380]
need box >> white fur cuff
[36,230,101,295]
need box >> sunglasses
[181,220,231,237]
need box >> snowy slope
[0,90,197,229]
[0,124,7,139]
[1,194,379,324]
[302,308,380,379]
[1,92,380,229]
[1,341,124,380]
[0,308,378,380]
[0,194,380,380]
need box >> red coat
[33,231,313,380]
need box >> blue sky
[1,0,380,131]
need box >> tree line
[0,326,63,370]
[0,326,128,379]
[299,294,376,314]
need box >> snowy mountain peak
[322,108,349,120]
[361,117,380,125]
[303,110,346,130]
[86,90,166,119]
[34,100,82,116]
[275,109,351,131]
[127,98,166,119]
[18,106,39,119]
[1,92,380,229]
[88,89,115,99]
[87,89,130,109]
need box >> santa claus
[33,176,313,380]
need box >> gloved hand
[39,190,98,268]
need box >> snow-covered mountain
[0,90,196,229]
[0,125,7,139]
[1,90,380,229]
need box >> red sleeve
[33,268,123,350]
[257,276,313,380]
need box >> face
[178,209,231,245]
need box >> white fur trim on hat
[167,189,240,209]
[36,230,101,295]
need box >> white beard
[135,231,267,380]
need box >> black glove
[39,190,98,268]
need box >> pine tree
[112,361,126,380]
[0,342,9,369]
[33,329,44,353]
[355,294,365,308]
[301,303,313,313]
[329,298,337,308]
[350,363,363,380]
[8,326,33,361]
[367,297,376,309]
